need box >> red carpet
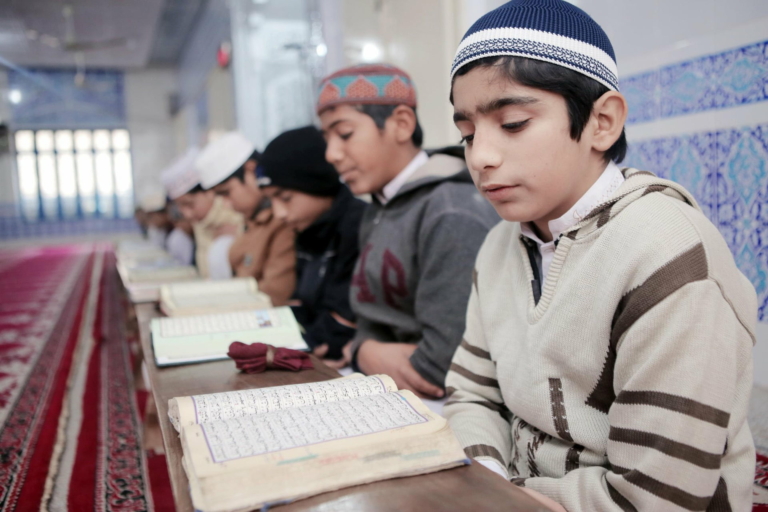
[756,451,768,511]
[0,245,158,511]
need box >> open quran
[150,307,307,366]
[168,374,468,512]
[159,277,272,317]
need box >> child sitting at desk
[317,64,499,397]
[161,148,244,278]
[257,126,366,366]
[443,1,756,511]
[196,132,296,306]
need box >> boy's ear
[590,91,627,153]
[243,161,258,188]
[387,105,418,145]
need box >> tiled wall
[622,40,768,124]
[0,214,139,241]
[622,38,768,320]
[8,69,125,130]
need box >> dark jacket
[291,186,367,359]
[349,147,500,387]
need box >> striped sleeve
[525,275,755,511]
[443,269,512,476]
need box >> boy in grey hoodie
[318,64,499,398]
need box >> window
[15,129,134,220]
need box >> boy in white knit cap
[444,1,756,511]
[161,148,243,278]
[196,132,296,306]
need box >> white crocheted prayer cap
[161,148,201,200]
[196,132,256,189]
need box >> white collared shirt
[375,150,429,204]
[520,161,625,283]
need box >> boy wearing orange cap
[318,64,499,398]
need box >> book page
[201,392,428,463]
[128,264,198,283]
[169,277,256,296]
[163,278,259,308]
[158,309,280,338]
[169,375,396,431]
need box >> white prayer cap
[139,191,167,213]
[196,132,256,189]
[161,148,201,200]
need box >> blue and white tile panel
[622,39,768,125]
[8,69,125,130]
[624,124,768,320]
[0,216,139,241]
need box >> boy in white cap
[139,191,173,250]
[444,1,756,511]
[161,148,244,278]
[139,190,193,264]
[197,132,296,306]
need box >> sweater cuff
[409,347,445,388]
[348,336,367,371]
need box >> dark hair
[355,104,424,148]
[187,184,205,194]
[452,56,627,163]
[225,149,263,183]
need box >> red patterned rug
[0,245,154,511]
[756,451,768,511]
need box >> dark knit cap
[256,126,341,197]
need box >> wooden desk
[135,303,546,512]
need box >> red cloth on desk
[227,341,313,373]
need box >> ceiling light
[315,43,328,57]
[8,90,22,105]
[361,43,381,62]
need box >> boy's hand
[518,488,567,512]
[312,343,351,370]
[356,340,444,398]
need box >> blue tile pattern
[625,123,768,320]
[8,69,125,129]
[621,40,768,124]
[0,215,139,241]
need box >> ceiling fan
[62,4,133,86]
[27,4,132,86]
[61,4,129,53]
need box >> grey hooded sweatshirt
[349,147,500,387]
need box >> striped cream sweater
[444,168,756,512]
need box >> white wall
[0,69,16,210]
[338,0,506,148]
[124,69,178,201]
[340,0,455,147]
[575,0,768,73]
[206,67,237,139]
